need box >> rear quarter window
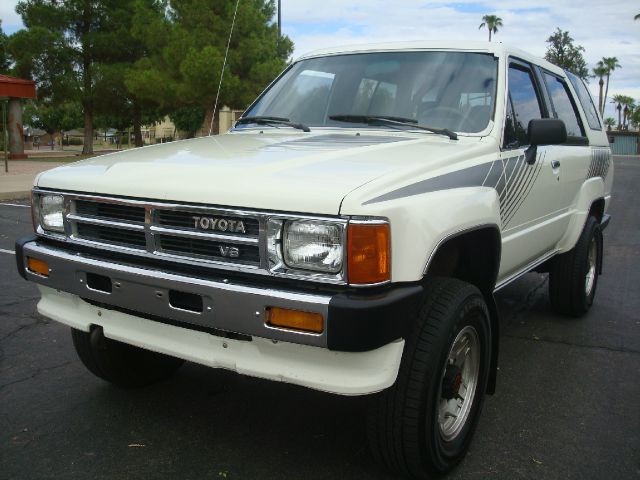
[566,71,602,131]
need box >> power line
[208,0,241,136]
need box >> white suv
[16,41,612,478]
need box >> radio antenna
[208,0,241,136]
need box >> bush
[63,137,83,146]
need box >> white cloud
[281,0,640,118]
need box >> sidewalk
[0,161,65,200]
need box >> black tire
[549,216,602,317]
[71,326,185,388]
[367,277,492,479]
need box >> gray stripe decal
[503,158,538,223]
[503,151,545,227]
[363,162,494,205]
[483,160,503,189]
[501,155,528,219]
[587,148,610,180]
[362,151,547,229]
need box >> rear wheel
[71,326,184,388]
[549,215,602,317]
[367,278,491,479]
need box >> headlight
[38,194,64,233]
[267,218,344,277]
[282,220,343,273]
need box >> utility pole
[277,0,281,37]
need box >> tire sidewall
[577,217,601,311]
[584,220,601,308]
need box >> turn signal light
[267,307,324,333]
[348,222,391,285]
[27,257,49,277]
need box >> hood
[37,131,489,215]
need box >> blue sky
[280,0,639,120]
[2,0,638,119]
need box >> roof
[296,40,564,76]
[0,74,37,99]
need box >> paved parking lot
[1,156,639,480]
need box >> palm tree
[592,65,608,115]
[611,94,625,129]
[479,15,503,42]
[617,96,636,129]
[604,117,616,131]
[599,57,621,114]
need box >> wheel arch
[557,178,606,254]
[423,224,501,394]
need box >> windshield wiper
[235,116,311,132]
[329,114,458,140]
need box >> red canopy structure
[0,74,37,160]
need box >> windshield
[242,51,498,134]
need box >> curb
[0,191,30,201]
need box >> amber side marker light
[27,257,49,277]
[348,222,391,285]
[267,307,324,334]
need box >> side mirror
[525,119,567,164]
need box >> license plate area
[169,290,203,313]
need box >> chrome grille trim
[148,225,259,245]
[67,214,146,231]
[35,189,350,285]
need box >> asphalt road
[1,156,639,480]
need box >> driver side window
[504,65,543,149]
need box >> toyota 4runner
[15,41,613,478]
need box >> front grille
[156,209,260,236]
[68,197,262,268]
[158,235,260,263]
[76,200,145,223]
[76,223,147,248]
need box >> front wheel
[367,278,491,479]
[71,326,185,388]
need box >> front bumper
[16,236,423,351]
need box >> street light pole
[278,0,281,37]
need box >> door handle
[551,160,561,169]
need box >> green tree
[0,20,10,74]
[9,0,132,154]
[598,57,621,115]
[25,101,83,149]
[169,105,206,138]
[603,117,615,131]
[629,106,640,130]
[544,28,588,80]
[611,94,626,129]
[478,15,503,42]
[592,65,607,115]
[126,0,293,135]
[94,0,167,147]
[615,95,635,129]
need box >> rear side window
[542,72,585,137]
[504,66,543,148]
[566,71,602,130]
